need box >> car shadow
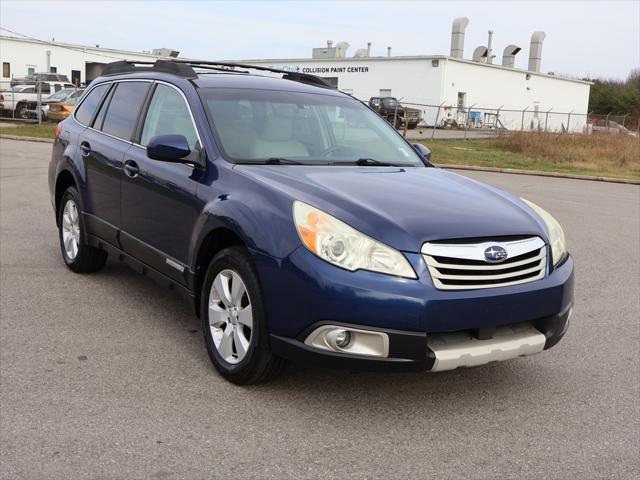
[96,257,554,410]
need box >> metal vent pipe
[450,17,470,58]
[528,31,545,72]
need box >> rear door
[77,80,150,245]
[120,82,203,284]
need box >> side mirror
[412,143,432,161]
[147,134,191,162]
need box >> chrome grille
[422,237,547,290]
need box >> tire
[58,186,108,273]
[15,103,27,120]
[201,246,286,384]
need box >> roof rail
[173,60,335,89]
[102,60,197,78]
[100,59,335,89]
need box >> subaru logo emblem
[484,246,508,263]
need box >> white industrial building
[1,17,591,132]
[240,18,592,132]
[0,35,178,86]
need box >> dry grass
[0,123,57,139]
[424,132,640,180]
[495,132,640,177]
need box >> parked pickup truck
[0,81,76,119]
[368,97,422,129]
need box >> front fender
[190,194,300,270]
[189,161,306,273]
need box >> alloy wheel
[208,269,253,364]
[61,199,80,260]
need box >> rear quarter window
[101,82,149,141]
[74,84,110,126]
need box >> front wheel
[58,186,107,273]
[201,246,286,384]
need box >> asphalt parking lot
[1,137,638,479]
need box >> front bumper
[254,246,574,372]
[270,303,572,372]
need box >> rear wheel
[15,103,28,120]
[201,246,286,384]
[58,186,107,273]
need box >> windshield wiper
[235,158,305,165]
[354,158,402,167]
[265,157,305,165]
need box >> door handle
[123,160,139,178]
[79,141,91,156]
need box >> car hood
[234,165,547,253]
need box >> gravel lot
[1,138,639,480]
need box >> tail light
[54,123,62,141]
[0,94,4,101]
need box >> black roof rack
[100,59,335,89]
[102,60,198,79]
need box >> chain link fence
[0,75,81,124]
[390,101,640,139]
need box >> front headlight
[521,198,567,266]
[293,201,417,279]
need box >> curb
[0,134,54,144]
[436,163,640,185]
[1,134,637,185]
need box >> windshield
[48,88,75,101]
[199,88,424,166]
[382,98,398,107]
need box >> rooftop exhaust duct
[312,40,349,59]
[353,42,372,57]
[152,48,180,58]
[502,44,521,68]
[528,31,545,72]
[335,41,350,58]
[450,17,469,58]
[472,46,488,63]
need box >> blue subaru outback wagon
[49,60,574,384]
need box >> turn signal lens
[521,198,567,266]
[54,123,62,141]
[293,201,417,279]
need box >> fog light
[335,330,351,348]
[305,325,389,357]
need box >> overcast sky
[1,0,638,80]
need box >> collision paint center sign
[270,65,369,73]
[302,66,369,73]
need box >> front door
[120,82,203,285]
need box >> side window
[140,84,198,149]
[101,82,149,141]
[75,84,110,126]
